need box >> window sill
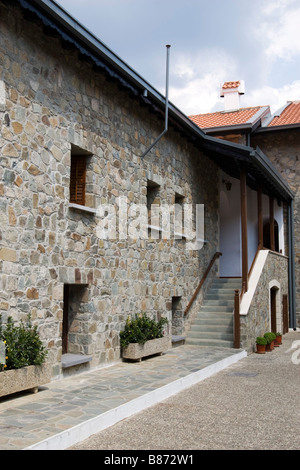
[69,203,97,215]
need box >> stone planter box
[0,364,51,398]
[122,335,171,361]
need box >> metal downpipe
[288,200,297,329]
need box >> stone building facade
[251,128,300,328]
[0,0,221,377]
[190,83,298,331]
[0,2,294,378]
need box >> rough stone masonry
[0,1,219,377]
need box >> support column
[240,169,248,293]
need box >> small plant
[0,314,47,371]
[276,332,282,338]
[256,336,267,346]
[120,312,168,349]
[264,332,276,344]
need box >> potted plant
[256,336,267,354]
[0,314,50,397]
[120,312,170,361]
[274,332,282,346]
[264,332,276,352]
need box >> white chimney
[220,80,245,111]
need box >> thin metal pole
[141,45,171,158]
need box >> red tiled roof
[189,106,265,129]
[222,81,241,90]
[268,101,300,127]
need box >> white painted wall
[219,173,284,277]
[219,176,241,277]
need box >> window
[69,145,94,212]
[70,154,87,206]
[174,192,185,239]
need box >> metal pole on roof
[141,45,171,158]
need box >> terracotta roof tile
[189,106,265,129]
[222,81,241,90]
[268,101,300,127]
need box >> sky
[54,0,300,116]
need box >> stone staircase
[185,278,242,348]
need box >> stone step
[193,316,233,325]
[201,299,234,308]
[189,324,233,333]
[185,277,241,348]
[200,305,233,312]
[206,293,236,300]
[185,337,234,348]
[188,331,233,341]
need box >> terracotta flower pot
[274,335,282,346]
[266,340,275,352]
[256,343,266,354]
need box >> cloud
[168,50,237,115]
[243,80,300,113]
[258,1,300,61]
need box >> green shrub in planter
[0,314,47,371]
[120,312,168,349]
[256,336,267,345]
[264,332,276,344]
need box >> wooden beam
[240,169,248,292]
[257,187,263,249]
[234,289,240,348]
[269,196,275,251]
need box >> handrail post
[234,289,240,348]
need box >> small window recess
[147,179,163,239]
[69,144,96,214]
[174,192,186,240]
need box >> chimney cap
[220,80,245,97]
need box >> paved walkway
[0,342,247,450]
[70,330,300,451]
[0,331,299,450]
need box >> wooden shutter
[70,156,86,205]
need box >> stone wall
[0,2,220,377]
[240,251,289,352]
[252,129,300,328]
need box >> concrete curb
[24,349,247,450]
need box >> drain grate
[228,371,258,377]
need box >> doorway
[270,287,277,333]
[62,283,89,355]
[270,284,281,333]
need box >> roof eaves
[203,122,253,134]
[253,122,300,134]
[22,0,208,141]
[250,147,294,200]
